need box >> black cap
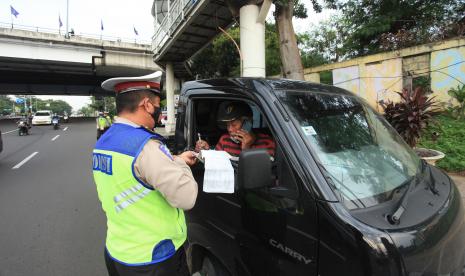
[217,101,252,122]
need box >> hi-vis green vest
[93,123,186,266]
[98,117,109,129]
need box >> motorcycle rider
[17,114,29,136]
[52,113,60,129]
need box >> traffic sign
[15,98,24,104]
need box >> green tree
[190,26,241,79]
[273,0,337,79]
[90,96,116,116]
[33,99,72,115]
[49,100,72,115]
[190,23,284,78]
[0,95,14,115]
[448,84,465,119]
[298,17,346,63]
[78,106,94,117]
[336,0,464,57]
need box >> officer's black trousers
[104,247,189,276]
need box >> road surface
[0,120,107,276]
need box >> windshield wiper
[387,161,425,224]
[423,160,439,195]
[387,181,413,224]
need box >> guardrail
[0,22,151,45]
[152,0,199,55]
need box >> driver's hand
[177,151,197,166]
[195,140,210,152]
[234,130,256,149]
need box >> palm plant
[448,84,465,119]
[380,87,440,148]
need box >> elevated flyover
[0,28,160,96]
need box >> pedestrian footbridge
[151,0,247,79]
[152,0,271,132]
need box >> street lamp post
[65,0,70,38]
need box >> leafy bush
[380,87,439,147]
[448,84,465,119]
[419,115,465,172]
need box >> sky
[2,1,335,112]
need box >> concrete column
[240,4,265,77]
[165,62,176,133]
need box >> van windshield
[35,112,50,116]
[276,90,420,209]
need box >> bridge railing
[0,22,151,45]
[152,0,199,56]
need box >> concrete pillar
[165,62,176,133]
[240,4,265,77]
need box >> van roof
[182,78,353,97]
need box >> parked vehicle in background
[32,110,52,125]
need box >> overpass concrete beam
[100,51,159,71]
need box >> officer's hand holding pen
[177,151,197,166]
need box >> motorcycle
[63,114,69,123]
[18,119,29,136]
[52,117,60,130]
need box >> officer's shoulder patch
[158,144,174,161]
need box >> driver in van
[195,101,275,157]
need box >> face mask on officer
[143,96,161,128]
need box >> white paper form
[201,150,235,193]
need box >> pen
[197,133,202,142]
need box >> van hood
[387,176,465,275]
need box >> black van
[171,78,465,276]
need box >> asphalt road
[0,120,107,276]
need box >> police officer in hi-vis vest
[93,71,198,276]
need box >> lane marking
[12,152,39,170]
[51,135,60,141]
[63,127,68,131]
[1,129,17,135]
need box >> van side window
[192,99,275,158]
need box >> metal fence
[152,0,199,54]
[0,21,151,45]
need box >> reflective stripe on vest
[93,123,186,265]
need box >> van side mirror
[238,149,272,189]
